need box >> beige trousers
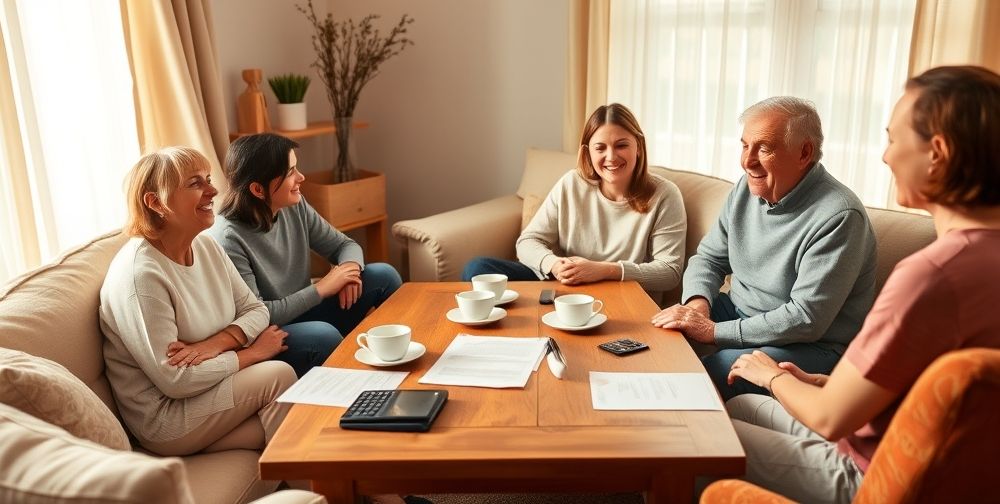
[142,361,296,456]
[725,394,864,504]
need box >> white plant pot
[275,102,307,131]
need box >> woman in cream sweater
[99,147,295,456]
[462,103,687,301]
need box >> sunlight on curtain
[0,0,138,283]
[608,0,916,208]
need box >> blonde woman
[99,147,294,456]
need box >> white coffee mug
[554,294,604,326]
[356,324,411,361]
[471,273,507,304]
[456,290,495,320]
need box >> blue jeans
[275,263,402,377]
[461,256,541,281]
[703,293,844,401]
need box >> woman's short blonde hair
[124,147,210,239]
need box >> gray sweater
[207,199,365,325]
[682,163,876,349]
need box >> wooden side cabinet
[228,121,388,271]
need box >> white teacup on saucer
[446,307,507,326]
[355,341,426,367]
[554,294,604,327]
[356,324,411,361]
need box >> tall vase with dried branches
[298,0,415,182]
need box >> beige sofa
[392,148,937,305]
[0,232,324,504]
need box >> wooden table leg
[365,218,388,263]
[312,479,359,504]
[646,472,694,504]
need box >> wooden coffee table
[260,281,744,503]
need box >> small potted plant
[268,73,311,131]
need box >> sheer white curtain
[608,0,916,208]
[0,0,138,284]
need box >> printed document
[276,367,408,407]
[419,334,549,388]
[590,372,724,410]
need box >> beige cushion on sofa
[866,206,936,293]
[177,449,277,503]
[521,193,545,230]
[515,148,575,199]
[0,230,128,415]
[0,348,129,450]
[650,166,734,305]
[0,402,194,504]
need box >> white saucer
[446,307,507,326]
[495,289,519,305]
[354,341,426,367]
[541,311,608,331]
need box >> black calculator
[340,389,448,432]
[599,338,650,356]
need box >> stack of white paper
[418,334,549,388]
[276,367,409,407]
[589,372,724,410]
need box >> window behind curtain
[0,0,138,284]
[608,0,916,207]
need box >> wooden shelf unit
[228,120,370,141]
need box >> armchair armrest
[392,194,523,281]
[700,479,793,504]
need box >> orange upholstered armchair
[701,348,1000,503]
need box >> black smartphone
[539,289,555,304]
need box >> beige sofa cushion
[651,166,734,305]
[516,148,575,199]
[521,193,545,230]
[0,230,128,415]
[0,402,194,504]
[0,348,129,450]
[866,207,936,293]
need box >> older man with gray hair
[652,96,877,400]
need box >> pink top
[839,228,1000,472]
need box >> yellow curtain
[909,0,1000,76]
[120,0,230,186]
[888,0,1000,210]
[563,0,610,154]
[0,28,40,270]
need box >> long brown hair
[577,103,656,213]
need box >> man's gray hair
[739,96,824,164]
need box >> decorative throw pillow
[521,194,545,231]
[0,402,193,504]
[0,348,130,450]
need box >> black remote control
[598,338,649,356]
[539,289,555,304]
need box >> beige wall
[212,0,567,269]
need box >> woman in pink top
[722,65,1000,503]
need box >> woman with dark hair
[462,103,686,300]
[208,133,401,377]
[722,65,1000,503]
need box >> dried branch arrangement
[297,0,415,119]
